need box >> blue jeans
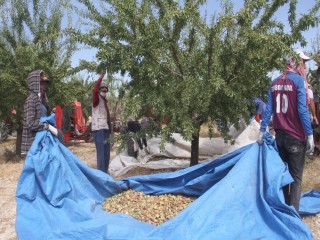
[276,130,306,211]
[93,129,111,173]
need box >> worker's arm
[92,68,106,107]
[309,99,319,124]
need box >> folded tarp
[16,115,320,239]
[109,120,260,178]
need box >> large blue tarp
[16,116,320,239]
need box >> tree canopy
[1,0,319,163]
[0,0,79,121]
[73,0,320,164]
[0,0,82,154]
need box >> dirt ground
[1,137,320,240]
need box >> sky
[70,0,320,77]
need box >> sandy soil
[0,137,320,239]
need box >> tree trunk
[15,125,23,156]
[190,134,199,166]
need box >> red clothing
[92,76,111,130]
[270,72,310,141]
[255,114,261,122]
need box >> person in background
[298,49,318,126]
[127,116,146,151]
[297,49,318,158]
[91,68,112,173]
[139,116,149,149]
[307,84,318,125]
[317,51,320,97]
[314,51,320,151]
[21,70,58,155]
[253,97,266,123]
[258,50,314,212]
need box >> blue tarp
[16,116,320,239]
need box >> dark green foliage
[0,0,77,153]
[0,0,76,118]
[74,1,318,130]
[73,0,319,164]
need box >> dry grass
[302,157,320,191]
[199,123,221,138]
[0,138,22,163]
[0,138,24,240]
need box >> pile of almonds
[102,189,195,225]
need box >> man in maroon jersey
[258,50,314,212]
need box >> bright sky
[70,0,319,75]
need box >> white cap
[294,49,311,61]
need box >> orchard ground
[0,136,320,239]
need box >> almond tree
[75,0,320,165]
[0,0,76,154]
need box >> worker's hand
[57,129,66,145]
[306,135,315,155]
[48,124,58,136]
[313,116,319,125]
[101,68,106,77]
[257,130,264,144]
